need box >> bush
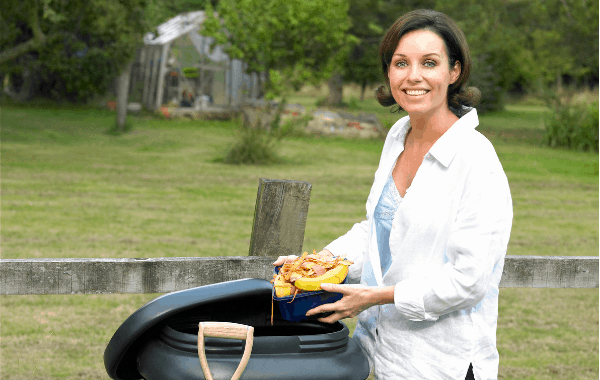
[224,104,312,165]
[544,99,599,153]
[223,124,280,165]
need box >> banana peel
[294,263,349,291]
[273,274,292,297]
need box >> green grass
[0,98,597,379]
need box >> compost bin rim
[159,318,349,355]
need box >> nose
[407,65,422,82]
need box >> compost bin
[104,278,370,380]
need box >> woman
[274,9,512,380]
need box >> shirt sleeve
[325,219,369,284]
[393,164,513,321]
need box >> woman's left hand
[305,283,394,324]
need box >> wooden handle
[198,322,254,380]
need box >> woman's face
[388,29,460,117]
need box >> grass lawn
[1,96,597,379]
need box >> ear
[450,61,461,84]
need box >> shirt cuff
[394,278,439,322]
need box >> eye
[424,60,436,68]
[394,60,407,67]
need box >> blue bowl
[273,266,347,322]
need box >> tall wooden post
[155,42,170,110]
[142,47,151,108]
[249,179,312,257]
[116,61,133,132]
[148,46,161,110]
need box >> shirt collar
[389,114,412,140]
[389,108,479,168]
[428,108,479,167]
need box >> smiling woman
[275,9,513,380]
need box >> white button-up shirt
[325,108,513,379]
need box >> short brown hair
[375,9,480,116]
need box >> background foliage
[2,0,597,112]
[0,0,148,102]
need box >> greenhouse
[129,11,262,112]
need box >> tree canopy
[202,0,353,100]
[0,0,153,101]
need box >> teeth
[405,90,428,96]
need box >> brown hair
[375,9,480,116]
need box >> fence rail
[1,256,597,295]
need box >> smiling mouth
[404,90,429,96]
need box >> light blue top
[373,174,402,277]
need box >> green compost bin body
[104,278,370,380]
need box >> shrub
[544,98,599,153]
[224,104,312,165]
[223,124,280,165]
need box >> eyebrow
[392,53,441,58]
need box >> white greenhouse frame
[132,11,261,111]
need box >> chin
[400,104,431,115]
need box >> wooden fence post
[249,178,311,257]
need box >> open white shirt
[325,108,513,379]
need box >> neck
[407,107,459,142]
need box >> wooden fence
[1,179,598,296]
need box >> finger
[305,306,323,317]
[305,303,335,317]
[272,255,292,266]
[317,249,333,257]
[318,312,343,324]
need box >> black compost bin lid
[104,278,273,380]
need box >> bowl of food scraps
[271,250,353,322]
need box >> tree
[331,0,381,105]
[513,0,599,91]
[0,0,148,102]
[203,0,352,103]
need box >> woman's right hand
[272,255,298,267]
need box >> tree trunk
[326,73,343,106]
[360,81,367,101]
[4,68,38,102]
[116,62,133,132]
